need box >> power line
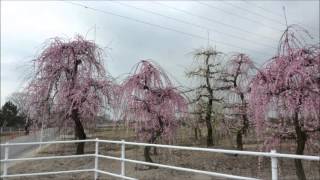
[65,2,273,57]
[196,1,281,32]
[242,0,319,34]
[154,2,278,42]
[243,0,288,18]
[223,1,286,27]
[114,1,276,50]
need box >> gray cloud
[1,0,319,105]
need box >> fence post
[39,125,44,150]
[271,149,278,180]
[121,139,125,178]
[94,138,99,180]
[3,142,9,178]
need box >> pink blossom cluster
[118,60,188,142]
[249,25,320,151]
[25,36,113,129]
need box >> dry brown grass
[6,126,320,180]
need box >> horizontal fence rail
[96,139,320,161]
[2,169,94,178]
[0,154,95,163]
[1,139,95,146]
[1,138,319,180]
[96,154,257,180]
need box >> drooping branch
[118,60,188,142]
[249,25,319,179]
[24,35,113,154]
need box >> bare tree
[187,47,224,146]
[9,92,31,134]
[9,92,28,114]
[218,53,256,150]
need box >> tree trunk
[153,147,158,155]
[24,119,30,135]
[194,127,198,140]
[294,121,307,180]
[144,133,158,163]
[143,134,159,169]
[143,116,164,164]
[144,146,153,163]
[236,130,243,150]
[238,93,248,151]
[205,99,213,146]
[204,53,214,147]
[294,111,307,180]
[198,128,202,138]
[72,109,86,154]
[68,58,87,154]
[206,122,213,146]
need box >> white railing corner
[121,139,126,179]
[271,149,278,180]
[94,138,99,180]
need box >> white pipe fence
[1,138,319,180]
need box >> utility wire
[243,0,289,18]
[242,0,319,34]
[197,1,282,32]
[65,1,273,57]
[114,1,276,50]
[154,2,277,42]
[223,1,286,27]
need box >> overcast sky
[1,0,319,105]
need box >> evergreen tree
[0,101,25,128]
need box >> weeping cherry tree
[25,36,113,154]
[249,25,320,180]
[118,60,187,163]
